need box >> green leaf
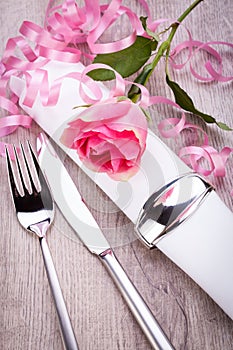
[88,36,157,81]
[166,74,232,130]
[216,122,232,131]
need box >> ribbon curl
[170,39,233,83]
[45,0,145,54]
[158,116,233,180]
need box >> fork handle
[40,237,79,350]
[99,249,175,350]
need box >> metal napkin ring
[135,173,213,248]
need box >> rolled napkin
[10,60,233,319]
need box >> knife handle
[99,249,174,350]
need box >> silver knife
[36,132,174,350]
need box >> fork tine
[26,141,53,210]
[13,144,29,195]
[27,141,51,194]
[5,146,21,198]
[20,142,37,193]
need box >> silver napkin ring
[135,173,213,248]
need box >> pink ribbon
[45,0,145,54]
[170,38,233,82]
[158,115,233,181]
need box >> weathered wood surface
[0,1,232,349]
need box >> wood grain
[0,1,232,349]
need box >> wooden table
[0,1,232,349]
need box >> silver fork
[6,141,79,350]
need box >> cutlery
[6,142,79,350]
[37,132,175,350]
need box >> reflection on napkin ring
[135,173,213,248]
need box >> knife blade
[36,132,175,350]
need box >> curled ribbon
[170,38,233,82]
[45,0,144,54]
[158,115,233,182]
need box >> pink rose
[60,98,148,180]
